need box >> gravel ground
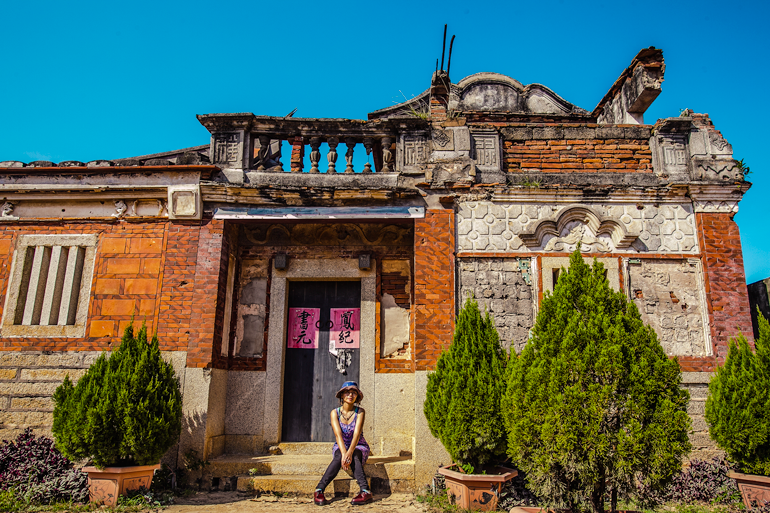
[165,491,429,513]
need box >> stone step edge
[207,458,415,480]
[237,474,416,495]
[237,474,358,495]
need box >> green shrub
[53,324,183,468]
[424,297,507,472]
[706,311,770,476]
[503,249,691,513]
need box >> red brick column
[186,219,227,368]
[696,212,754,360]
[157,223,200,351]
[414,209,455,371]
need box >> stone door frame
[264,258,376,446]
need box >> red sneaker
[314,490,328,506]
[351,491,373,505]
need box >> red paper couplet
[330,308,360,349]
[287,308,320,349]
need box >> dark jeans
[316,449,369,493]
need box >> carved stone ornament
[241,223,413,247]
[167,185,201,220]
[691,157,743,182]
[693,200,739,214]
[396,134,429,173]
[0,202,18,220]
[518,205,640,253]
[112,200,128,218]
[213,132,242,167]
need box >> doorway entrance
[281,280,361,442]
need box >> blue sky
[1,0,768,282]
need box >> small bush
[503,249,691,513]
[423,297,507,471]
[638,457,740,507]
[53,324,183,468]
[0,428,88,505]
[706,312,770,477]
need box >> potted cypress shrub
[424,297,515,511]
[53,324,182,506]
[503,249,691,513]
[706,311,770,508]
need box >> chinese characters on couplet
[287,308,320,349]
[286,307,360,349]
[330,308,360,349]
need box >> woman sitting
[313,381,372,506]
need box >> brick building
[0,47,752,492]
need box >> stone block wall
[628,259,710,357]
[0,351,95,441]
[681,372,720,461]
[458,258,534,351]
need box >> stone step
[237,474,359,496]
[271,442,333,455]
[207,454,414,481]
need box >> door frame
[264,258,376,447]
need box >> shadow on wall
[748,278,770,340]
[175,410,209,488]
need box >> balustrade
[199,113,428,175]
[252,134,394,174]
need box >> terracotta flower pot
[728,470,770,508]
[82,463,160,506]
[438,465,517,511]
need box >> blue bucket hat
[335,381,363,402]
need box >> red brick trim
[414,209,455,371]
[695,212,753,361]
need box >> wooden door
[281,281,361,442]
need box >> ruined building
[0,47,752,492]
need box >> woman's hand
[342,450,353,470]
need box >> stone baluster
[309,137,321,173]
[363,138,373,173]
[256,135,271,171]
[345,138,355,174]
[327,137,339,173]
[381,137,393,173]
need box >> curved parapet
[369,72,588,119]
[452,73,588,116]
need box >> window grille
[2,234,97,337]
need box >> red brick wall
[186,219,227,368]
[0,222,168,351]
[156,223,200,350]
[0,219,228,368]
[696,212,754,361]
[414,209,455,371]
[504,136,652,173]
